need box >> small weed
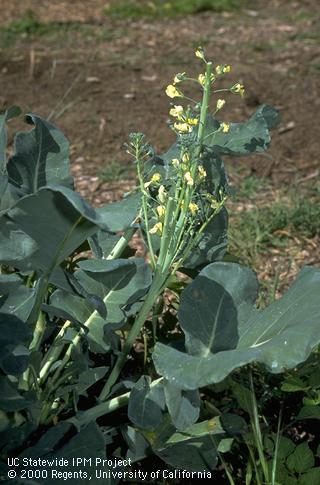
[229,187,320,269]
[0,10,84,47]
[98,159,134,183]
[104,0,248,20]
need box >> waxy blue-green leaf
[50,259,152,353]
[163,381,200,431]
[0,185,112,272]
[0,377,31,412]
[128,376,165,431]
[0,313,32,375]
[0,285,36,321]
[19,422,115,485]
[180,262,259,356]
[150,416,225,472]
[7,114,73,196]
[183,208,228,269]
[97,191,141,232]
[205,105,279,156]
[153,265,320,390]
[0,106,21,173]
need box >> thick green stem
[99,273,165,400]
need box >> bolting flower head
[216,99,226,110]
[184,171,194,186]
[173,72,186,84]
[174,122,192,133]
[158,185,167,204]
[221,122,230,133]
[171,158,180,167]
[198,165,207,179]
[166,84,183,98]
[189,202,199,215]
[169,105,184,119]
[231,82,245,97]
[156,205,166,219]
[195,47,205,60]
[149,222,163,235]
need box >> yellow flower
[182,153,190,164]
[195,47,205,60]
[187,117,199,126]
[198,73,205,86]
[231,83,245,97]
[149,222,163,235]
[198,165,207,179]
[166,85,183,98]
[173,72,186,84]
[171,158,180,167]
[216,65,223,75]
[169,105,184,119]
[156,205,166,218]
[216,64,231,75]
[221,122,230,133]
[158,185,166,203]
[151,173,161,183]
[216,99,226,110]
[184,171,194,186]
[174,122,192,133]
[189,202,199,215]
[223,65,231,73]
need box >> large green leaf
[128,376,165,431]
[0,285,36,321]
[153,264,320,390]
[0,185,111,272]
[50,259,152,353]
[205,105,279,156]
[183,208,228,269]
[180,263,259,356]
[163,381,200,431]
[146,414,244,472]
[0,106,21,173]
[97,191,141,232]
[16,422,118,485]
[7,114,73,196]
[0,313,32,375]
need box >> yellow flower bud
[195,47,205,60]
[156,205,166,219]
[151,173,161,183]
[198,165,207,179]
[169,105,184,119]
[173,72,186,84]
[231,83,245,97]
[166,84,183,98]
[221,122,230,133]
[174,122,192,133]
[182,153,190,164]
[187,117,199,126]
[216,99,226,110]
[198,74,206,86]
[149,222,163,235]
[184,171,194,186]
[158,185,166,203]
[171,158,180,167]
[189,202,199,215]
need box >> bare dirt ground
[0,0,319,292]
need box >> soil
[0,0,319,194]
